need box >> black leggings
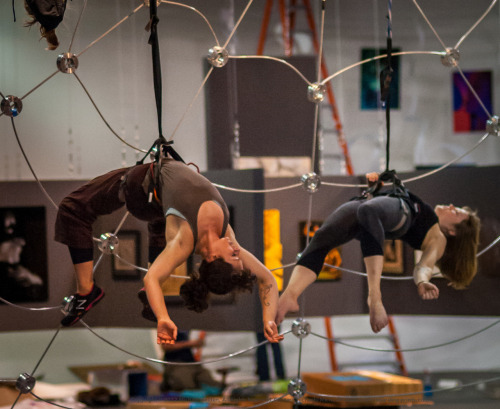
[297,196,410,275]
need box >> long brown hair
[437,207,480,289]
[24,1,59,50]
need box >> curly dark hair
[179,258,256,313]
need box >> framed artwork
[453,70,492,132]
[383,239,404,274]
[299,221,342,281]
[361,47,400,110]
[112,230,141,280]
[0,207,48,303]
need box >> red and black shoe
[137,288,157,322]
[61,284,105,327]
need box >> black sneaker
[138,288,157,322]
[61,284,105,327]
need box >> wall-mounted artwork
[383,239,404,274]
[299,221,342,281]
[112,230,141,280]
[453,70,492,132]
[0,207,47,303]
[361,47,400,110]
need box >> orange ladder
[256,0,354,176]
[324,316,408,376]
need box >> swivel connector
[301,172,321,193]
[307,82,326,103]
[98,233,119,254]
[207,46,229,68]
[1,96,23,117]
[440,48,460,67]
[57,53,79,74]
[291,318,311,339]
[16,373,36,394]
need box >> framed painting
[112,230,141,280]
[361,47,400,110]
[453,70,492,132]
[0,207,48,303]
[383,239,404,274]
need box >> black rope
[147,0,163,141]
[12,0,16,22]
[137,2,185,166]
[380,14,393,172]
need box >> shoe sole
[62,290,105,327]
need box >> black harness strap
[137,2,185,166]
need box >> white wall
[0,0,499,387]
[1,315,500,385]
[0,0,498,180]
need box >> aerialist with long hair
[277,172,481,333]
[55,157,283,344]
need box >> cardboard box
[301,370,423,407]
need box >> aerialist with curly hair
[55,157,283,345]
[277,172,480,333]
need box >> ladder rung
[335,335,393,342]
[339,361,400,368]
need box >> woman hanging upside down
[277,172,480,333]
[55,157,283,345]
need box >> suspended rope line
[72,72,147,153]
[10,118,59,210]
[316,0,327,81]
[310,318,500,353]
[230,55,311,85]
[80,320,292,366]
[324,263,413,281]
[114,211,130,235]
[411,0,448,50]
[162,1,220,47]
[322,50,444,85]
[30,393,74,409]
[77,4,144,58]
[167,0,254,142]
[147,0,164,144]
[222,0,254,49]
[213,182,302,194]
[0,296,59,311]
[168,66,214,142]
[380,0,394,172]
[31,327,62,376]
[477,234,500,257]
[20,72,60,103]
[68,0,88,54]
[240,393,289,409]
[402,132,490,183]
[455,0,498,49]
[455,65,493,119]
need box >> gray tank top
[144,158,229,249]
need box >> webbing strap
[380,1,393,172]
[148,0,163,139]
[137,2,185,165]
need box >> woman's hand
[366,172,380,186]
[418,282,440,300]
[157,318,178,345]
[263,321,284,343]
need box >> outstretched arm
[226,226,282,343]
[143,221,193,345]
[414,224,446,300]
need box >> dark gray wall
[0,168,265,332]
[1,166,499,333]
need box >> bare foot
[276,293,299,325]
[368,299,388,333]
